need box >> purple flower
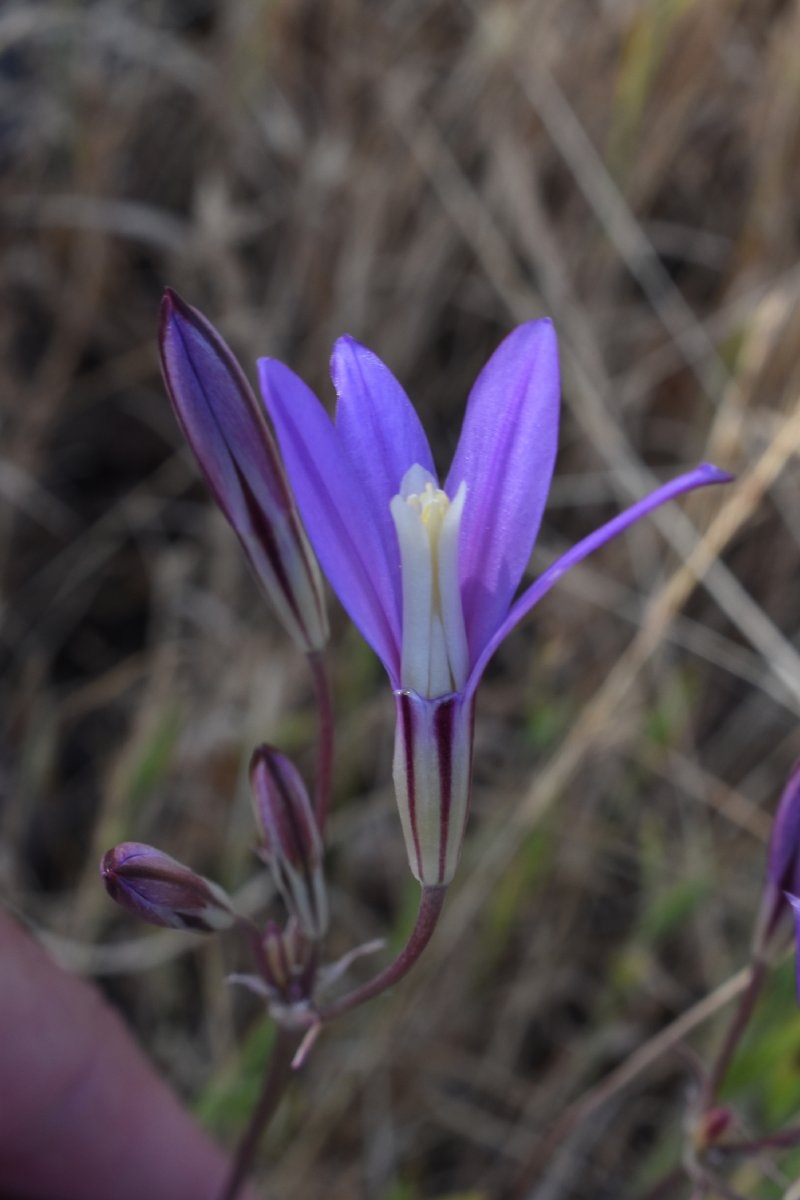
[759,759,800,967]
[159,290,328,654]
[768,759,800,899]
[259,321,730,885]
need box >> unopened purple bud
[159,290,328,653]
[250,745,328,938]
[101,843,237,933]
[758,760,800,946]
[393,690,474,886]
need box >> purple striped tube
[393,690,475,886]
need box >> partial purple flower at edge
[768,759,800,897]
[760,759,800,968]
[159,290,328,654]
[258,321,731,886]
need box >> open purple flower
[760,758,800,945]
[259,321,729,886]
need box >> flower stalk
[318,885,447,1022]
[217,1026,304,1200]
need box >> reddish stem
[217,1025,302,1200]
[319,884,447,1021]
[702,956,768,1108]
[713,1123,800,1155]
[308,650,334,833]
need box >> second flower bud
[250,744,329,940]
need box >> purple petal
[332,338,436,578]
[445,321,560,664]
[786,893,800,1002]
[467,463,733,692]
[259,357,401,679]
[768,760,800,895]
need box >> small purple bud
[159,290,328,653]
[758,760,800,947]
[101,843,237,933]
[250,745,328,939]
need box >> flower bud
[159,289,328,653]
[101,843,237,933]
[250,745,328,938]
[261,918,311,996]
[392,690,474,886]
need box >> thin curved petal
[467,464,733,693]
[259,358,401,679]
[446,320,560,663]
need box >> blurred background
[2,0,800,1196]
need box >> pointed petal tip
[695,462,734,485]
[507,316,557,347]
[159,286,190,328]
[158,288,210,357]
[332,332,363,354]
[158,289,176,344]
[329,334,386,391]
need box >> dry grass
[3,1,800,1197]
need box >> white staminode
[390,464,469,698]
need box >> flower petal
[259,357,401,679]
[445,320,560,663]
[332,336,436,550]
[768,759,800,896]
[467,463,733,692]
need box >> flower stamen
[390,465,469,698]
